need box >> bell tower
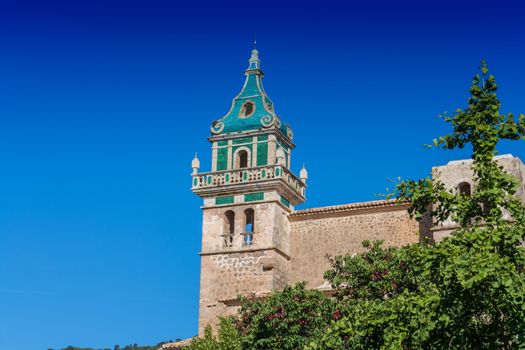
[191,47,307,333]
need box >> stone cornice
[201,198,293,213]
[194,179,305,206]
[208,129,295,149]
[199,246,291,261]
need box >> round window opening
[239,101,255,118]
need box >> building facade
[190,48,525,334]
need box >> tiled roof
[291,199,408,217]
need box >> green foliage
[184,284,334,350]
[395,60,525,228]
[324,240,420,303]
[236,283,335,350]
[183,317,241,350]
[305,241,433,349]
[309,61,525,349]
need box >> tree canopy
[308,60,525,349]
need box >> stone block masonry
[289,200,422,288]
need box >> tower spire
[248,43,261,71]
[209,45,293,142]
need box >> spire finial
[253,33,257,50]
[191,153,200,175]
[300,164,308,183]
[249,39,260,68]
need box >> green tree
[183,317,241,350]
[309,61,525,349]
[236,283,335,350]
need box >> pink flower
[332,310,342,321]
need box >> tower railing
[192,164,305,198]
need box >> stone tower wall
[200,201,290,252]
[198,201,291,333]
[198,249,289,334]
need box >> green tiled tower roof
[210,48,293,141]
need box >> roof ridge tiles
[291,199,408,216]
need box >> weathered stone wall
[288,202,422,288]
[201,202,288,253]
[198,249,288,333]
[431,155,525,240]
[198,201,291,333]
[432,155,525,200]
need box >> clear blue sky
[1,0,524,349]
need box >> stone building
[189,48,525,334]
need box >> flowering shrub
[324,240,421,304]
[236,283,335,350]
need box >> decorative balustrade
[241,232,254,247]
[221,232,256,249]
[192,165,306,198]
[221,233,234,248]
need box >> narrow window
[243,208,255,246]
[458,182,471,196]
[237,150,249,169]
[245,208,254,232]
[223,210,235,247]
[225,211,235,234]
